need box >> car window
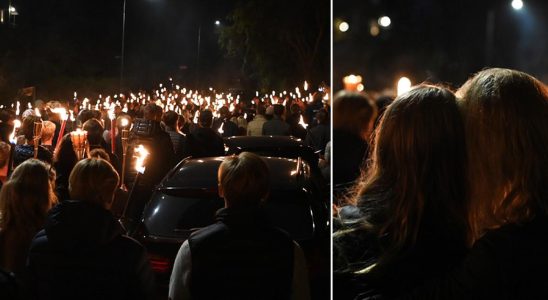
[143,189,315,241]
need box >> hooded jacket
[27,201,155,300]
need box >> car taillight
[149,254,171,274]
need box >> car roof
[162,156,307,191]
[224,135,305,149]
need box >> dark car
[224,135,319,169]
[132,156,330,299]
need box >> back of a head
[41,121,56,142]
[83,119,104,146]
[219,106,229,118]
[21,115,42,141]
[0,159,57,230]
[273,104,285,117]
[199,110,213,128]
[219,152,270,208]
[458,68,548,239]
[256,104,266,116]
[357,84,467,255]
[162,111,179,129]
[69,158,119,209]
[333,91,377,139]
[143,103,163,122]
[315,109,329,125]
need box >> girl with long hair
[0,159,57,275]
[402,69,548,299]
[334,85,469,298]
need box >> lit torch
[9,119,21,144]
[54,108,68,148]
[134,145,149,174]
[33,121,43,158]
[70,129,88,161]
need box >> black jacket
[184,127,225,158]
[401,215,548,300]
[188,206,294,300]
[13,144,53,168]
[27,201,155,300]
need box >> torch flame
[9,119,21,144]
[298,115,308,129]
[134,145,149,174]
[218,122,224,135]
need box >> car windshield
[143,189,315,241]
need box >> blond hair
[69,158,119,208]
[41,121,56,142]
[219,152,270,207]
[0,159,57,232]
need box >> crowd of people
[333,68,548,299]
[0,84,330,299]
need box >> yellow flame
[134,145,149,174]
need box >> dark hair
[219,152,270,207]
[353,85,468,265]
[333,91,377,139]
[458,68,548,242]
[162,111,179,129]
[143,103,163,121]
[199,110,213,127]
[83,118,104,146]
[256,104,266,116]
[273,104,285,117]
[89,148,110,162]
[316,109,328,125]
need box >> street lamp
[338,21,349,32]
[378,16,391,28]
[511,0,524,10]
[120,0,127,92]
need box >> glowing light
[343,74,363,91]
[304,81,309,91]
[511,0,523,10]
[298,115,308,129]
[357,84,365,92]
[193,110,199,124]
[397,77,412,96]
[218,122,224,135]
[339,21,349,32]
[378,16,391,28]
[120,118,130,128]
[215,20,221,25]
[9,119,21,144]
[134,145,149,174]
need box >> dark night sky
[0,0,235,99]
[334,0,548,92]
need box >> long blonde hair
[0,159,58,233]
[458,68,548,243]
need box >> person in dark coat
[212,106,239,138]
[305,109,330,156]
[332,91,377,194]
[183,109,225,158]
[162,111,187,162]
[262,104,290,136]
[399,69,548,300]
[169,152,309,300]
[27,158,155,300]
[123,104,175,233]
